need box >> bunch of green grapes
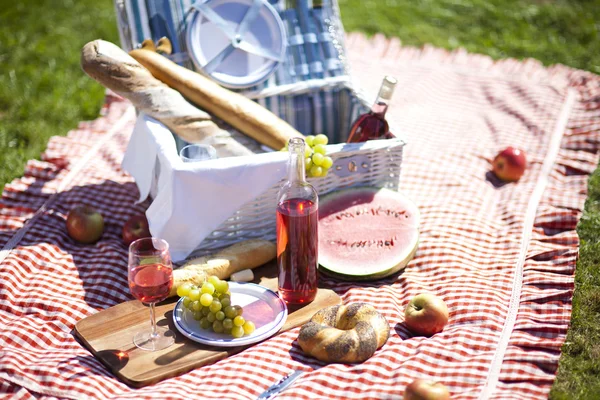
[282,134,334,178]
[177,276,255,338]
[305,134,334,178]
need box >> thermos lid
[186,0,287,89]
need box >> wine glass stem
[149,302,158,339]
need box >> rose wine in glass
[128,237,175,351]
[276,137,318,304]
[347,76,397,143]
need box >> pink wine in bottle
[276,138,319,304]
[276,198,318,304]
[347,75,397,143]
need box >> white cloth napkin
[122,114,288,261]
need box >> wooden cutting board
[73,262,341,388]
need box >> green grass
[1,0,600,397]
[550,167,600,399]
[0,0,118,187]
[339,0,600,74]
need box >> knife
[256,370,304,399]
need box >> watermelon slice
[318,187,420,280]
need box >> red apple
[66,205,104,244]
[405,379,450,400]
[492,147,527,182]
[122,214,151,246]
[404,293,449,337]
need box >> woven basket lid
[186,0,287,88]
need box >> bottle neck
[287,138,306,184]
[371,98,389,117]
[371,76,396,117]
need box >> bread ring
[298,303,390,363]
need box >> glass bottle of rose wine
[276,137,318,305]
[347,75,397,143]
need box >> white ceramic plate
[173,282,287,347]
[186,0,286,88]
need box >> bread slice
[169,239,276,297]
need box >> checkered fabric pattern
[1,34,600,399]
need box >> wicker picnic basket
[115,0,406,258]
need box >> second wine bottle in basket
[347,75,397,143]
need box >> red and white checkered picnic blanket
[1,34,600,399]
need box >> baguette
[155,37,173,55]
[81,40,263,157]
[140,39,156,52]
[169,239,276,297]
[129,49,303,150]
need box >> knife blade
[256,370,304,399]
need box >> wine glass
[179,143,217,163]
[128,237,175,351]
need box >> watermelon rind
[317,186,420,281]
[318,241,419,281]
